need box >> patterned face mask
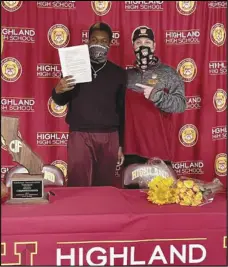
[134,45,158,70]
[89,44,109,64]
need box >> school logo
[215,153,227,176]
[186,96,201,110]
[124,1,164,11]
[213,89,227,112]
[147,73,158,86]
[2,26,36,43]
[179,124,198,147]
[177,58,197,82]
[37,63,61,78]
[212,125,227,141]
[48,24,70,49]
[47,97,67,118]
[51,160,67,178]
[209,61,227,75]
[37,1,76,9]
[186,95,202,110]
[1,131,22,151]
[172,160,204,175]
[1,1,23,12]
[1,97,35,112]
[208,1,227,8]
[1,57,22,82]
[210,23,226,46]
[165,29,200,45]
[36,132,68,146]
[91,1,112,16]
[176,1,197,15]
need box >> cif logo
[48,24,70,49]
[91,1,112,16]
[9,140,22,153]
[176,1,197,15]
[179,124,198,147]
[47,97,67,118]
[177,58,197,82]
[213,89,227,112]
[1,1,23,12]
[1,131,22,151]
[215,153,227,176]
[210,23,226,46]
[1,57,22,82]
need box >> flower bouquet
[147,176,224,206]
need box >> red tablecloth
[1,187,227,266]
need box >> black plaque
[11,180,43,199]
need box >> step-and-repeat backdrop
[1,1,227,186]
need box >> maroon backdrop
[1,1,227,187]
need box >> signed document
[58,45,92,83]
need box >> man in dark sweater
[52,22,126,187]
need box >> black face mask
[134,46,158,71]
[89,44,109,64]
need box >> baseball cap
[131,26,155,43]
[89,22,113,41]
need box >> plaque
[6,174,49,205]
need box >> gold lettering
[1,242,37,265]
[132,167,154,180]
[132,170,137,180]
[223,236,227,248]
[44,171,55,183]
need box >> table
[1,187,227,266]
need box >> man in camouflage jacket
[124,25,186,168]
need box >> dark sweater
[52,61,126,146]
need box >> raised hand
[55,75,76,94]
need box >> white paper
[58,45,92,83]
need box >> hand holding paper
[58,45,92,84]
[55,76,76,94]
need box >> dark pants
[67,131,119,187]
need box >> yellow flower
[147,176,176,205]
[177,181,183,188]
[183,196,192,205]
[167,195,176,204]
[179,193,185,199]
[148,188,169,205]
[148,176,162,189]
[176,195,180,203]
[195,192,203,201]
[180,187,187,193]
[186,189,194,197]
[162,178,174,187]
[183,180,194,189]
[193,185,200,192]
